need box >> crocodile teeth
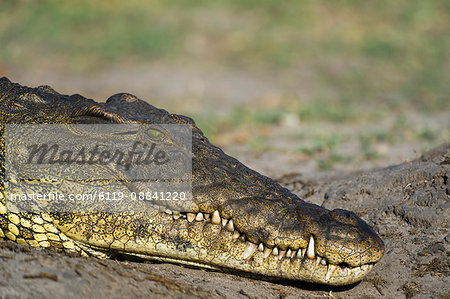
[257,243,264,252]
[307,236,315,259]
[326,264,338,281]
[315,256,322,267]
[222,218,228,227]
[187,213,195,223]
[296,248,307,259]
[321,258,327,265]
[195,212,204,221]
[165,209,172,215]
[211,210,221,224]
[173,213,182,220]
[272,247,279,256]
[232,231,241,240]
[263,247,272,258]
[225,219,234,231]
[286,249,292,258]
[243,242,257,259]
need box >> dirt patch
[1,144,448,298]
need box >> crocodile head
[0,78,384,286]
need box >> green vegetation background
[1,0,448,169]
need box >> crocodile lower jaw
[74,209,375,285]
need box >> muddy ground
[1,142,448,299]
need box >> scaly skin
[0,78,384,285]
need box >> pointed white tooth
[195,212,204,221]
[286,249,292,258]
[173,214,182,220]
[182,214,187,219]
[295,249,302,259]
[272,247,279,256]
[187,213,195,222]
[321,258,327,265]
[307,236,315,259]
[243,242,257,259]
[232,231,241,240]
[204,213,210,220]
[225,219,234,231]
[326,264,338,281]
[222,218,228,227]
[315,256,322,267]
[258,243,264,252]
[368,264,373,271]
[211,210,221,224]
[165,209,173,215]
[263,247,272,258]
[297,248,306,259]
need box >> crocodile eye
[143,127,176,145]
[145,128,167,142]
[147,128,164,140]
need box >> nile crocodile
[0,77,384,286]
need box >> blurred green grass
[0,0,448,169]
[1,0,448,111]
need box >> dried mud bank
[1,144,449,299]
